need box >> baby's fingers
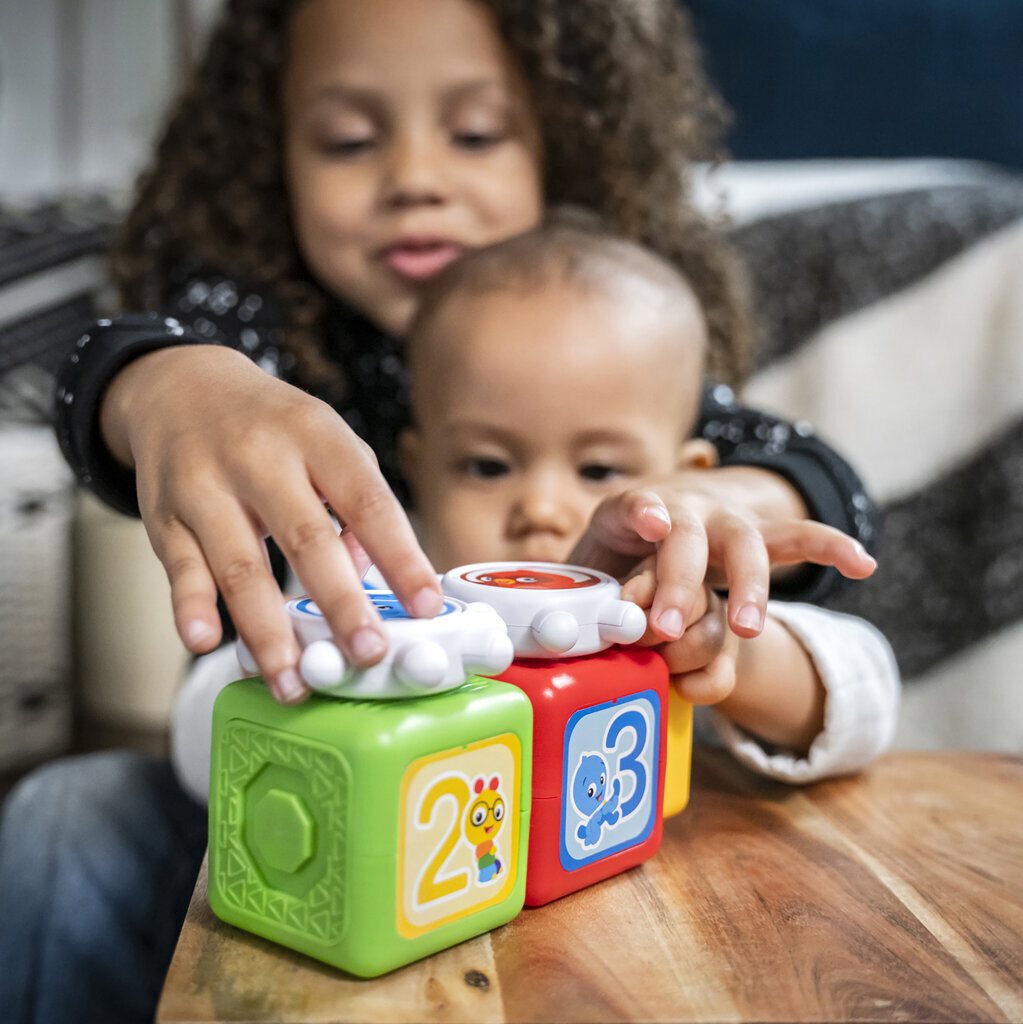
[569,489,672,580]
[646,505,708,641]
[657,592,725,674]
[671,654,737,706]
[762,520,877,578]
[707,512,771,639]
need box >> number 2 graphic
[415,776,471,907]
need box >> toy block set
[207,562,693,977]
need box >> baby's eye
[579,463,622,483]
[320,136,375,158]
[462,457,510,479]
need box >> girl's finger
[150,517,223,655]
[181,495,309,705]
[762,520,877,578]
[313,440,443,623]
[709,512,771,638]
[339,526,374,580]
[245,470,394,670]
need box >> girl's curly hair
[113,0,753,388]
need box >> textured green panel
[212,717,350,945]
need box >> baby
[174,220,897,794]
[399,218,899,777]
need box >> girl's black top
[55,265,879,603]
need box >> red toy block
[499,646,669,906]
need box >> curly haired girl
[55,0,874,709]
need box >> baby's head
[401,217,715,570]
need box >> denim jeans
[0,751,207,1024]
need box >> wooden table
[157,750,1023,1023]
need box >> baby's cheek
[432,494,495,569]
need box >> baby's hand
[624,566,738,705]
[569,474,876,643]
[102,345,443,704]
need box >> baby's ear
[398,428,422,496]
[676,438,719,469]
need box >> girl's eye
[579,463,621,483]
[452,130,504,152]
[462,457,510,479]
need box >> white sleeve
[704,601,901,784]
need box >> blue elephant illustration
[571,753,621,847]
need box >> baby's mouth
[514,542,571,564]
[382,240,463,282]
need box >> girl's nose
[383,132,448,209]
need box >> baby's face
[402,285,705,570]
[282,0,543,336]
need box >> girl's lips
[382,241,463,282]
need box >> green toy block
[208,676,533,977]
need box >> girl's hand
[101,345,443,704]
[569,470,876,644]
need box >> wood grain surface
[157,750,1023,1023]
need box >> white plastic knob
[462,629,515,677]
[394,639,449,690]
[442,562,646,658]
[278,590,512,698]
[530,609,580,653]
[300,640,347,690]
[597,599,647,645]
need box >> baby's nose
[512,477,581,537]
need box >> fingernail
[656,608,685,638]
[184,619,215,648]
[644,504,671,526]
[409,586,443,619]
[735,604,763,632]
[273,669,308,705]
[351,627,387,664]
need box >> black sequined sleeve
[697,384,880,604]
[54,313,217,516]
[54,269,288,517]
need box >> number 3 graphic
[604,708,649,818]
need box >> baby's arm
[703,603,900,781]
[625,569,898,778]
[714,612,826,754]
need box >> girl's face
[283,0,544,336]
